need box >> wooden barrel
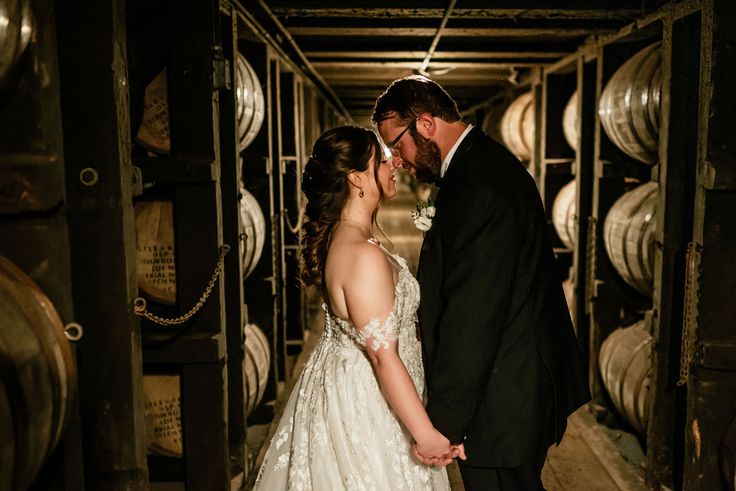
[134,197,262,300]
[0,0,33,92]
[134,201,177,305]
[562,90,578,151]
[135,69,170,154]
[235,53,265,150]
[239,187,266,278]
[599,319,652,434]
[552,179,576,249]
[0,256,76,490]
[500,92,535,161]
[144,321,270,456]
[480,101,509,143]
[142,374,181,457]
[603,182,658,297]
[136,54,264,155]
[244,322,270,416]
[234,55,251,146]
[599,42,661,164]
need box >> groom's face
[379,115,442,184]
[410,132,443,184]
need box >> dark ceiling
[244,1,663,124]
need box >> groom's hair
[371,75,461,126]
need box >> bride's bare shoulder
[325,236,394,318]
[328,238,388,274]
[327,233,391,284]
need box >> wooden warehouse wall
[1,0,343,489]
[525,1,736,489]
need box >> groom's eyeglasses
[386,117,419,157]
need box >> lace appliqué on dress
[356,312,399,351]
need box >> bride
[254,126,461,489]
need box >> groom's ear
[416,113,436,138]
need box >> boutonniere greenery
[412,200,435,232]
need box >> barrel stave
[562,90,578,151]
[552,180,577,250]
[500,92,535,161]
[603,182,658,297]
[599,319,652,434]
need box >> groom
[373,76,590,490]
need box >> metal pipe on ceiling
[417,0,458,77]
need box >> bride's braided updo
[301,126,383,287]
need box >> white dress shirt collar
[441,124,474,178]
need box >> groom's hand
[452,443,467,461]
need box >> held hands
[412,429,467,467]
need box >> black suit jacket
[418,128,590,468]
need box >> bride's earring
[348,172,365,198]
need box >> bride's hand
[412,429,454,466]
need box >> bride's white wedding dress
[254,243,450,490]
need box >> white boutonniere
[412,200,435,232]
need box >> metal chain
[284,198,307,235]
[133,244,230,326]
[584,216,597,315]
[677,241,702,387]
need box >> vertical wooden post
[239,39,278,403]
[137,0,231,487]
[646,12,702,488]
[588,44,627,405]
[683,1,736,489]
[269,56,286,380]
[280,71,304,357]
[56,0,149,488]
[572,56,597,371]
[219,4,248,480]
[540,68,576,285]
[530,69,544,186]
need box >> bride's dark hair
[301,126,384,287]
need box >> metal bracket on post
[132,166,143,197]
[212,45,231,90]
[584,216,597,314]
[678,241,702,386]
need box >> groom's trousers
[457,392,554,491]
[457,448,549,491]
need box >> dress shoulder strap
[367,238,402,269]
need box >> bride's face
[375,149,398,199]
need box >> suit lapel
[439,126,482,194]
[418,128,484,361]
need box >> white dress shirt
[441,123,474,178]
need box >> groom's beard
[412,133,442,184]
